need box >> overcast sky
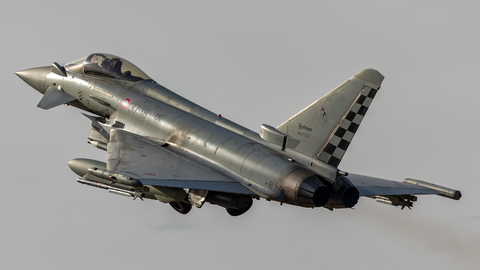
[2,1,479,269]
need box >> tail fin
[276,69,384,167]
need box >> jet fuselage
[16,53,460,216]
[41,65,335,208]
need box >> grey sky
[2,1,479,269]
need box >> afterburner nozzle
[15,66,50,94]
[280,168,330,207]
[326,176,359,209]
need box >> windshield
[64,53,151,82]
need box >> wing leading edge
[107,129,256,195]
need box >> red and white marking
[122,98,130,109]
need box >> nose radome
[15,66,51,94]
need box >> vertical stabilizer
[276,69,384,167]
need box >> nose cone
[15,66,50,94]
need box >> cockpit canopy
[64,53,151,82]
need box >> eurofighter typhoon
[16,53,461,216]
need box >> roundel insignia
[122,98,130,109]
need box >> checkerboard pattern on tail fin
[276,69,384,168]
[316,86,377,167]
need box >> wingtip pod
[353,68,385,90]
[68,158,107,177]
[403,178,462,200]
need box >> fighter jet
[16,53,461,216]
